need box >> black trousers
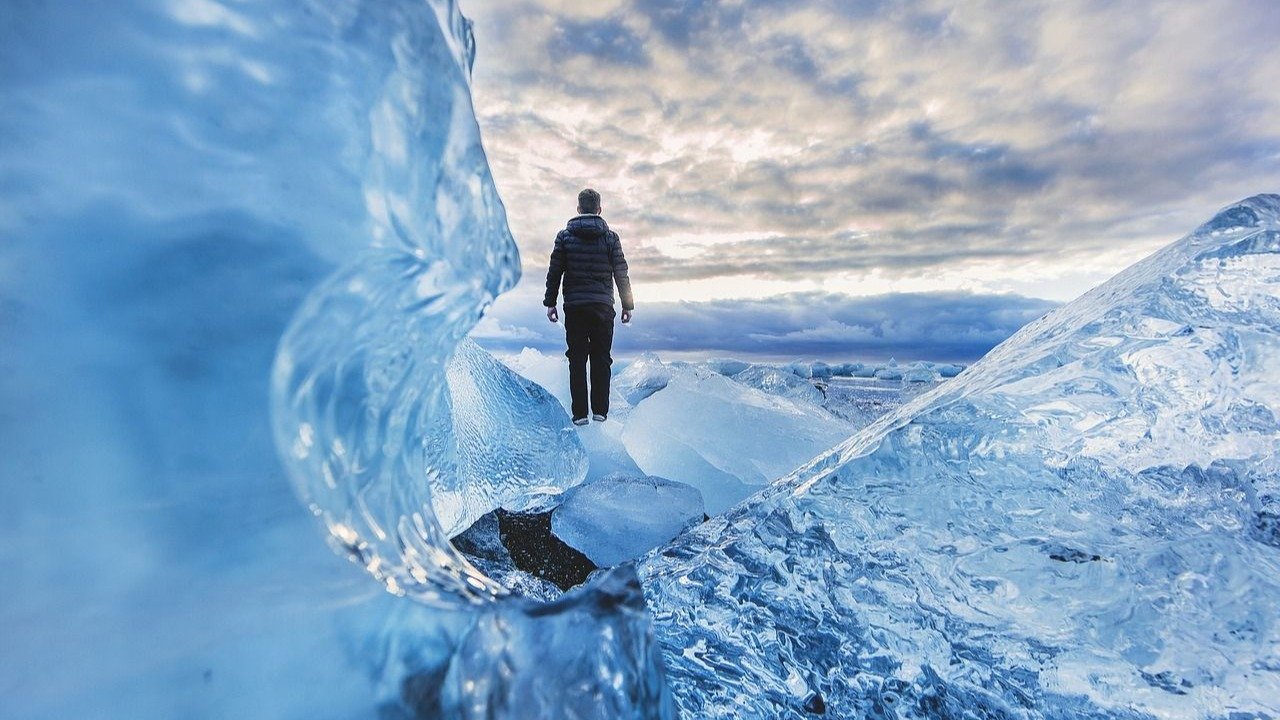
[563,302,615,419]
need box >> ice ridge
[638,194,1280,719]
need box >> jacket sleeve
[609,232,635,311]
[543,235,565,307]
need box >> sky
[465,0,1280,361]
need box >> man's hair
[577,188,601,214]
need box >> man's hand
[546,306,558,323]
[621,309,632,325]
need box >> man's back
[543,188,633,424]
[544,214,634,312]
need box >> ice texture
[441,339,588,533]
[615,352,675,404]
[936,362,965,378]
[501,349,857,509]
[1,1,672,716]
[622,364,855,514]
[500,346,576,409]
[731,363,826,405]
[639,195,1280,719]
[432,567,677,718]
[873,357,904,379]
[551,474,706,567]
[820,375,933,425]
[496,348,643,481]
[702,358,752,376]
[1,0,511,714]
[901,361,939,383]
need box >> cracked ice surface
[639,195,1280,719]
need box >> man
[543,188,634,426]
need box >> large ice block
[639,195,1280,719]
[0,1,673,716]
[551,474,706,567]
[622,365,855,514]
[440,339,588,534]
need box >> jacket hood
[566,214,608,241]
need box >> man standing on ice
[543,188,634,426]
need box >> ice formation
[621,364,855,514]
[936,362,965,378]
[614,352,676,404]
[702,358,752,376]
[901,361,939,383]
[441,339,588,533]
[731,363,826,405]
[639,195,1280,719]
[2,1,671,716]
[500,349,866,505]
[551,474,706,567]
[8,0,1279,717]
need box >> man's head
[577,188,602,215]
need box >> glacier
[637,194,1280,719]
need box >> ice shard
[1,0,670,716]
[622,363,855,514]
[638,194,1280,719]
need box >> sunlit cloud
[465,0,1280,356]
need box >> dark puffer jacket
[543,214,634,311]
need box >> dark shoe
[572,417,589,426]
[592,413,607,422]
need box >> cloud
[473,284,1057,362]
[471,314,544,342]
[550,17,650,67]
[465,0,1280,307]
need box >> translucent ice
[501,350,852,499]
[935,362,965,378]
[622,363,855,513]
[499,347,575,409]
[1,0,672,716]
[730,364,826,405]
[497,348,643,481]
[442,339,588,534]
[701,358,752,376]
[872,357,904,379]
[370,567,677,718]
[901,361,938,383]
[614,352,676,404]
[551,474,705,567]
[639,195,1280,719]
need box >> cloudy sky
[465,0,1280,361]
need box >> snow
[551,474,705,567]
[638,195,1280,719]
